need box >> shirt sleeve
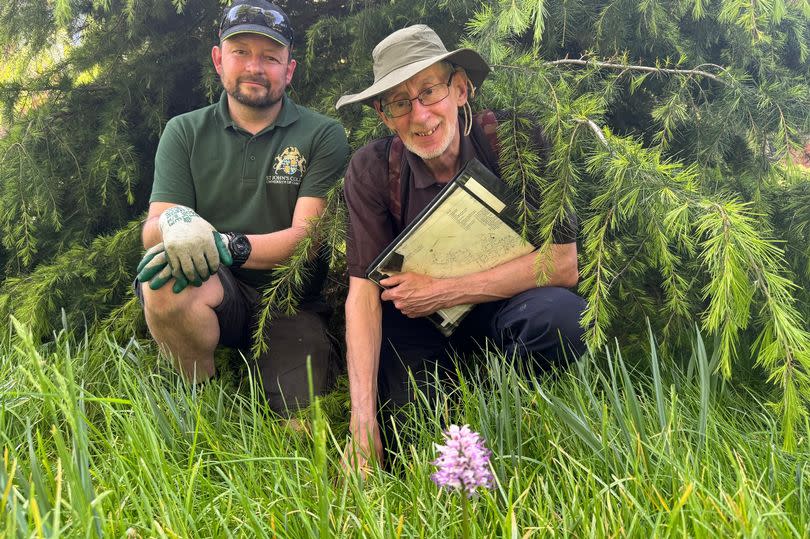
[344,141,396,278]
[149,118,196,207]
[298,120,350,199]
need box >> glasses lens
[220,5,293,45]
[384,100,411,118]
[418,83,450,106]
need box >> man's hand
[137,234,231,293]
[379,272,457,317]
[342,416,383,477]
[158,206,230,282]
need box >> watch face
[232,235,250,256]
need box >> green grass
[1,317,808,538]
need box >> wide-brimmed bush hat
[335,25,490,109]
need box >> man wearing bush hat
[336,25,587,471]
[135,0,349,413]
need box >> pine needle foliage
[1,0,809,445]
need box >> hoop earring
[462,81,477,137]
[462,101,473,137]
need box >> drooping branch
[576,118,611,150]
[493,59,728,84]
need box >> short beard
[402,119,457,160]
[226,78,284,109]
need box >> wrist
[439,276,466,307]
[350,409,377,428]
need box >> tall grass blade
[695,326,711,451]
[536,389,603,456]
[604,348,633,449]
[616,343,647,447]
[647,319,668,433]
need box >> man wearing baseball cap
[136,0,349,414]
[336,25,586,470]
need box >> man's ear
[453,70,469,106]
[285,57,297,86]
[211,45,223,76]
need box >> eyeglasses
[219,4,294,47]
[381,72,456,119]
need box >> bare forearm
[142,218,162,248]
[242,226,309,270]
[142,202,177,248]
[436,243,579,307]
[144,221,311,271]
[345,281,382,422]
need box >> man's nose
[244,54,263,73]
[409,97,432,122]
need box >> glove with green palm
[157,205,231,282]
[137,232,232,293]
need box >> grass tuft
[0,320,807,537]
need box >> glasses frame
[381,71,456,119]
[219,4,294,47]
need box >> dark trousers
[377,287,587,413]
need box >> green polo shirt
[151,92,349,291]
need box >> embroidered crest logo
[274,147,307,176]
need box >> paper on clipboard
[366,158,535,336]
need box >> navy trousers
[377,286,587,411]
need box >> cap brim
[221,25,290,47]
[336,48,490,110]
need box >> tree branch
[493,58,728,84]
[576,118,611,151]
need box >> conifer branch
[492,59,729,84]
[251,182,345,359]
[577,119,611,151]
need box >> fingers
[191,252,212,281]
[378,273,404,287]
[172,273,190,294]
[137,243,167,275]
[148,263,174,290]
[173,252,203,283]
[158,253,201,291]
[215,232,233,267]
[148,266,196,293]
[137,249,169,282]
[341,440,376,480]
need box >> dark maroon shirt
[344,123,577,278]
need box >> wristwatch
[225,232,251,268]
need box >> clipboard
[366,158,536,336]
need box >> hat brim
[335,48,490,110]
[221,25,290,47]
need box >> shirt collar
[405,118,473,189]
[215,91,299,134]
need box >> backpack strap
[387,135,406,230]
[387,109,500,230]
[475,109,500,156]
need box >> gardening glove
[136,244,197,293]
[158,205,231,282]
[137,235,232,293]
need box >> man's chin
[404,135,453,160]
[232,91,282,109]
